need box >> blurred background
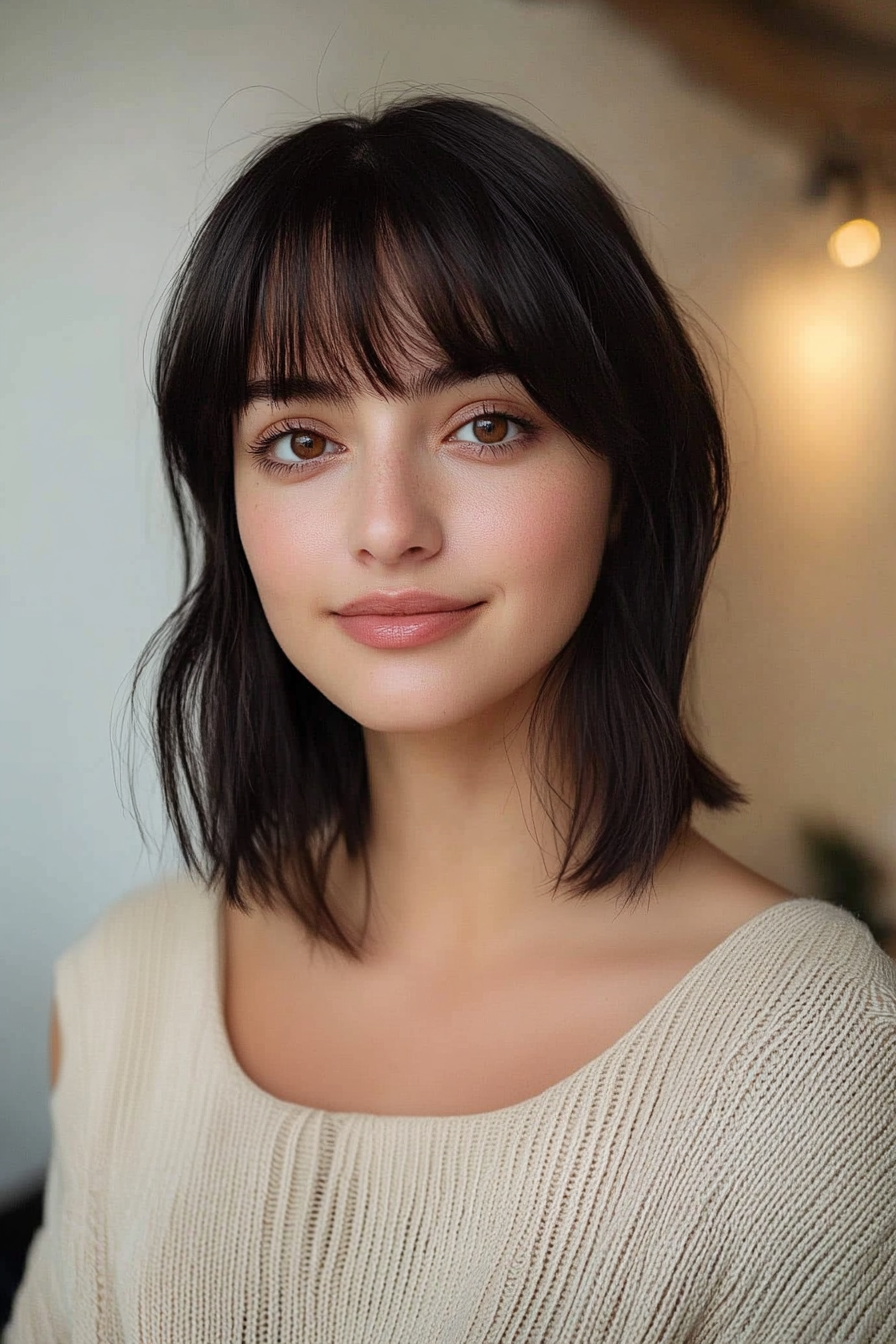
[2,0,895,1314]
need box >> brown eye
[453,411,533,458]
[471,414,510,444]
[286,430,328,461]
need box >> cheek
[496,463,611,617]
[234,488,328,614]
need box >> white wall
[2,0,894,1201]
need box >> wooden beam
[569,0,896,177]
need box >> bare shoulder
[661,828,796,944]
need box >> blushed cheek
[507,469,611,618]
[234,490,318,610]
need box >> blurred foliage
[799,819,891,945]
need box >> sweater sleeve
[2,1117,71,1344]
[2,923,106,1344]
[3,882,187,1344]
[696,943,896,1343]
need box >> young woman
[7,92,895,1343]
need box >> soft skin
[233,347,619,969]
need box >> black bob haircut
[130,91,746,962]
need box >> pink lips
[334,603,484,650]
[335,589,478,617]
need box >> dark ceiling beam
[546,0,896,184]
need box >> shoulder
[48,873,224,1158]
[709,894,896,1152]
[51,872,217,1088]
[662,838,896,1106]
[652,890,896,1113]
[696,892,896,1080]
[723,894,896,1009]
[669,832,893,1005]
[58,870,214,972]
[699,899,896,1334]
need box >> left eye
[453,413,524,445]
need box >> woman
[7,92,895,1342]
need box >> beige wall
[692,198,896,916]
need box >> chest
[221,909,705,1117]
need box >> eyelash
[245,403,539,480]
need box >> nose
[344,432,446,568]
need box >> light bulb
[827,218,881,268]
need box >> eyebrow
[243,361,516,410]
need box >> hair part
[128,91,746,963]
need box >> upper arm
[49,997,62,1092]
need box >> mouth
[333,602,485,648]
[335,594,484,617]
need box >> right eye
[247,426,341,478]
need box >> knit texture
[5,876,896,1343]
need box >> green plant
[799,819,891,945]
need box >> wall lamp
[806,150,881,268]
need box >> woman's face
[233,353,614,739]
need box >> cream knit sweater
[5,876,896,1342]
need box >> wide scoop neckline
[206,889,810,1129]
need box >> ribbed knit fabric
[5,875,896,1343]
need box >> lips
[334,602,484,649]
[335,591,479,617]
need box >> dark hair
[128,91,745,963]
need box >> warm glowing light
[737,258,891,532]
[827,218,881,268]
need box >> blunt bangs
[136,93,745,963]
[159,99,652,509]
